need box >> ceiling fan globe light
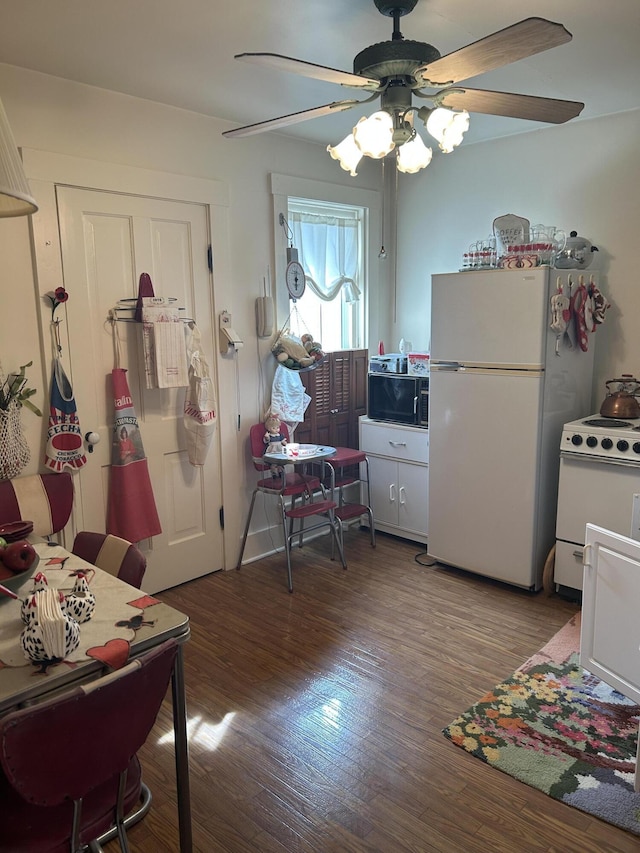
[396,133,433,173]
[352,111,395,158]
[426,108,470,153]
[327,133,363,176]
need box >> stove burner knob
[617,439,630,452]
[571,434,583,446]
[634,442,640,454]
[601,438,613,450]
[586,436,598,447]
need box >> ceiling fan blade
[415,18,572,87]
[222,100,362,139]
[438,88,584,124]
[235,53,382,92]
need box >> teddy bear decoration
[272,331,325,370]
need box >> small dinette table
[0,539,193,853]
[257,443,338,513]
[257,443,337,488]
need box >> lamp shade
[352,111,395,159]
[327,133,363,177]
[396,133,433,174]
[426,108,470,154]
[0,97,37,218]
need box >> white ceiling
[1,0,639,148]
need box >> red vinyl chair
[321,447,375,548]
[72,532,147,589]
[0,639,178,853]
[236,422,346,591]
[0,472,73,537]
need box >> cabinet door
[580,523,640,705]
[398,462,429,536]
[368,456,398,527]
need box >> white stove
[556,413,640,594]
[560,414,640,464]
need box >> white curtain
[291,211,361,302]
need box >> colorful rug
[443,613,640,836]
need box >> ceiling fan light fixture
[327,133,363,176]
[352,110,395,158]
[396,131,432,173]
[425,107,470,153]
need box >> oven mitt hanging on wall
[44,357,87,472]
[106,368,161,543]
[572,275,590,352]
[588,277,610,331]
[134,272,155,323]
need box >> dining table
[0,538,193,853]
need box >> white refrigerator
[427,267,595,589]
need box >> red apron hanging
[106,368,162,543]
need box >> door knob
[85,431,100,453]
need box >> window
[287,198,365,351]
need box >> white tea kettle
[555,231,599,270]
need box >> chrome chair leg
[280,496,294,593]
[236,489,259,570]
[328,507,347,569]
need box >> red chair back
[0,473,73,536]
[0,640,177,852]
[250,422,291,472]
[72,532,147,589]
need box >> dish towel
[106,368,162,543]
[141,298,189,389]
[271,364,311,436]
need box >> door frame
[23,148,241,569]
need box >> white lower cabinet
[359,417,429,543]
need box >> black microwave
[367,373,429,427]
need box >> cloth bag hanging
[183,323,217,466]
[0,362,31,480]
[106,368,162,543]
[44,356,87,472]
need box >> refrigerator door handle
[431,362,461,371]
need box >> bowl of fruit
[0,537,39,597]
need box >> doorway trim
[22,148,241,569]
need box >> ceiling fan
[223,0,583,169]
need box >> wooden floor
[110,529,639,853]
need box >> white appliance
[428,267,596,590]
[555,413,640,593]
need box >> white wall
[395,108,640,405]
[0,63,385,565]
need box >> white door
[55,187,223,593]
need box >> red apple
[1,540,37,573]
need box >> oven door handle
[561,450,640,469]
